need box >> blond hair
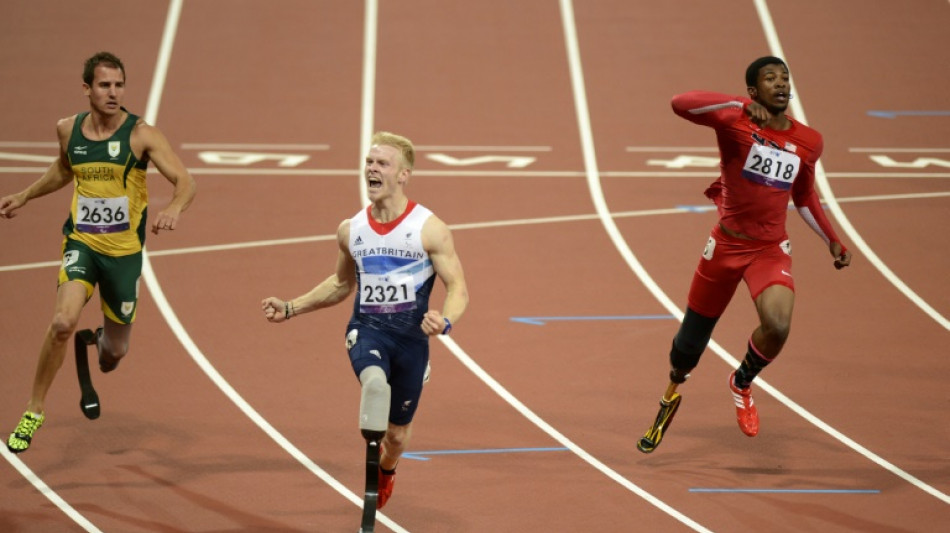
[371,131,415,170]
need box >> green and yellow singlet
[62,109,149,257]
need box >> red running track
[1,1,947,531]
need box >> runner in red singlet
[639,56,851,451]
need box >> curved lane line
[3,190,948,274]
[355,1,707,529]
[138,1,409,531]
[565,0,948,508]
[754,0,948,331]
[0,3,193,532]
[555,1,711,530]
[439,337,712,531]
[1,448,103,533]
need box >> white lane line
[849,147,950,153]
[625,146,718,152]
[556,0,712,530]
[134,1,408,531]
[0,141,59,148]
[180,143,330,150]
[816,172,950,178]
[836,191,950,203]
[415,145,552,152]
[357,0,379,206]
[755,0,948,332]
[754,0,949,502]
[0,152,57,163]
[1,448,103,532]
[3,164,950,179]
[439,336,711,530]
[0,2,194,530]
[3,190,947,273]
[1,0,192,528]
[359,2,695,529]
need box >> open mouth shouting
[367,174,383,190]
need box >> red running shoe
[377,468,395,509]
[728,371,759,437]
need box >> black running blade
[75,329,100,420]
[359,439,381,532]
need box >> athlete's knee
[669,307,719,374]
[669,339,704,384]
[360,366,389,395]
[100,334,130,359]
[49,313,80,343]
[755,285,793,344]
[359,366,390,433]
[759,315,791,345]
[383,423,410,450]
[672,334,705,359]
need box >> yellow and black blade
[637,393,682,453]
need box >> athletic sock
[381,467,396,476]
[734,338,773,389]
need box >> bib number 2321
[359,273,416,313]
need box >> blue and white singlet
[348,201,436,339]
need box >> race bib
[76,195,131,234]
[359,273,416,313]
[741,144,801,190]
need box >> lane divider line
[510,315,676,325]
[556,1,711,529]
[1,3,190,531]
[755,0,948,332]
[3,189,947,274]
[137,1,408,531]
[1,447,103,533]
[689,488,881,494]
[753,0,949,503]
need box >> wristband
[441,317,452,335]
[284,301,292,320]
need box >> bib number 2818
[741,144,801,190]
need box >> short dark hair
[745,56,786,87]
[83,52,125,85]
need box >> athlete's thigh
[101,319,133,351]
[53,280,91,325]
[686,231,747,317]
[346,325,393,379]
[58,238,100,301]
[743,238,794,301]
[753,283,794,329]
[388,336,429,426]
[95,251,143,325]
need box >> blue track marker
[403,447,569,461]
[867,110,950,119]
[676,204,718,213]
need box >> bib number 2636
[76,195,131,234]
